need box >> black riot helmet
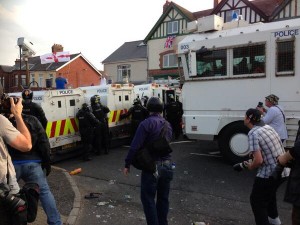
[90,95,101,105]
[82,103,90,112]
[22,89,33,100]
[146,97,163,113]
[133,98,141,105]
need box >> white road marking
[190,153,222,158]
[209,151,221,155]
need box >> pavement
[28,166,81,225]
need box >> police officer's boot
[83,145,92,161]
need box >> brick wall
[57,57,100,88]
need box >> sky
[0,0,213,70]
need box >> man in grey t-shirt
[0,96,32,224]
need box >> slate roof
[0,65,14,72]
[251,0,286,17]
[102,40,147,64]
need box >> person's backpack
[19,182,40,223]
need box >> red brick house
[1,53,102,93]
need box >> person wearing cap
[123,97,173,225]
[119,98,149,140]
[242,108,289,225]
[257,94,288,143]
[278,132,300,225]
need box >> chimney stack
[163,0,171,13]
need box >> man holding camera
[6,111,62,225]
[257,94,288,143]
[0,95,32,225]
[241,108,289,225]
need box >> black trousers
[292,205,300,225]
[250,177,285,225]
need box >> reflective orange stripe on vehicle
[46,118,79,138]
[108,109,128,123]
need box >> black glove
[41,162,51,176]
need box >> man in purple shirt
[123,97,173,225]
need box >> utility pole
[17,37,36,88]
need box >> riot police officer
[165,95,183,139]
[76,103,101,160]
[90,95,110,154]
[22,89,48,129]
[120,98,149,140]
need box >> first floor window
[1,77,4,86]
[21,75,26,86]
[39,74,43,87]
[117,65,131,82]
[14,75,18,86]
[163,53,178,68]
[167,21,178,35]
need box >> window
[117,65,131,82]
[21,75,26,86]
[14,75,18,86]
[1,77,4,86]
[193,44,265,78]
[167,21,178,35]
[276,40,294,75]
[233,44,265,75]
[30,73,35,84]
[163,53,178,68]
[125,95,129,101]
[70,99,75,107]
[38,74,43,87]
[49,74,54,83]
[196,49,227,77]
[226,9,240,22]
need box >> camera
[0,93,19,114]
[233,159,252,172]
[270,164,284,180]
[0,183,26,213]
[257,102,263,108]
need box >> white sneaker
[268,216,281,225]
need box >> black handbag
[147,122,172,156]
[131,148,156,173]
[131,122,172,172]
[19,182,40,223]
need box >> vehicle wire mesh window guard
[276,40,294,75]
[233,44,265,75]
[195,49,226,77]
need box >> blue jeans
[14,162,62,225]
[141,163,173,225]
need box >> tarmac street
[54,139,292,225]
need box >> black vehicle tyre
[219,122,250,164]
